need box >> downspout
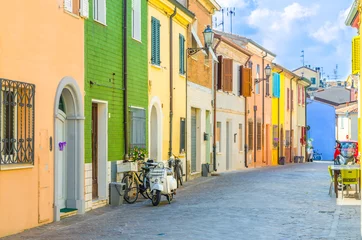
[305,81,311,161]
[169,8,177,158]
[185,23,189,181]
[244,57,251,169]
[261,52,267,165]
[290,76,295,163]
[123,0,129,159]
[213,38,222,172]
[277,69,284,162]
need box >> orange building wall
[0,0,84,237]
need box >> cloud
[217,0,249,8]
[311,7,352,44]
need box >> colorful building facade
[147,0,194,164]
[0,0,86,236]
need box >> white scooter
[148,161,177,206]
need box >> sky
[214,0,357,81]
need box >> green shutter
[179,34,185,74]
[155,18,160,65]
[151,17,160,65]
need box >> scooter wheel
[152,190,161,206]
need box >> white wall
[215,61,246,172]
[187,82,213,173]
[337,115,350,141]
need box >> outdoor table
[330,164,360,198]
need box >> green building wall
[84,0,124,163]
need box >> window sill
[151,64,162,70]
[0,164,34,171]
[179,73,186,78]
[132,37,142,43]
[191,172,200,176]
[64,10,80,19]
[216,152,222,155]
[94,19,107,26]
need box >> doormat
[60,208,78,213]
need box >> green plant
[129,146,148,161]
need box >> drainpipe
[290,76,295,163]
[213,38,222,172]
[305,81,311,161]
[185,24,189,181]
[261,52,267,165]
[277,69,284,162]
[169,8,177,158]
[123,0,129,159]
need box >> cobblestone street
[5,162,361,240]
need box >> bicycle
[122,160,155,204]
[313,150,323,161]
[168,154,184,188]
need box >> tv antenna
[333,64,341,80]
[300,50,305,66]
[214,8,225,32]
[227,8,236,34]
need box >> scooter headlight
[158,162,164,168]
[155,178,158,183]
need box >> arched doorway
[149,97,162,162]
[54,77,84,221]
[150,105,158,159]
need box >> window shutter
[241,67,252,97]
[156,19,161,65]
[223,59,233,92]
[302,87,305,105]
[287,88,290,110]
[272,73,276,97]
[179,34,185,74]
[266,75,270,96]
[151,17,160,65]
[298,86,300,105]
[291,89,294,110]
[239,66,243,96]
[80,0,89,18]
[217,55,223,90]
[64,0,72,12]
[352,36,360,75]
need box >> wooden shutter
[64,0,72,12]
[80,0,89,18]
[217,55,223,90]
[291,90,294,111]
[302,87,305,105]
[248,122,253,150]
[257,122,261,150]
[223,59,233,92]
[241,67,252,97]
[287,88,290,110]
[352,36,360,75]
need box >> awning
[191,26,207,55]
[209,47,218,63]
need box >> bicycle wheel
[122,174,139,204]
[139,172,151,200]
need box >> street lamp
[187,25,214,55]
[255,64,271,83]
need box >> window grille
[0,79,35,165]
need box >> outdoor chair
[328,166,341,197]
[340,169,359,199]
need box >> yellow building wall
[148,0,191,161]
[279,73,285,158]
[271,71,279,166]
[0,0,84,237]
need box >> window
[132,0,141,41]
[239,124,243,152]
[273,125,278,149]
[129,108,146,149]
[248,121,253,151]
[291,89,294,111]
[257,122,261,150]
[179,34,185,75]
[285,130,290,147]
[298,86,301,105]
[255,64,260,94]
[180,118,186,153]
[341,117,344,129]
[266,72,270,96]
[311,77,316,85]
[216,122,221,152]
[0,79,35,165]
[302,87,305,105]
[93,0,106,24]
[151,17,161,66]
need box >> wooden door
[92,103,98,199]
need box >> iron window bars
[0,78,35,165]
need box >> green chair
[328,166,341,197]
[340,169,359,199]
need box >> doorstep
[60,208,78,219]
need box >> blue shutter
[179,34,185,74]
[273,73,280,98]
[277,73,280,98]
